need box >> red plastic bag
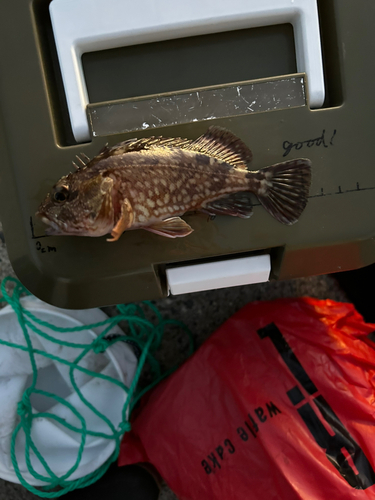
[119,298,375,499]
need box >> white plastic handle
[50,0,324,143]
[166,254,271,295]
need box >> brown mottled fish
[37,127,311,241]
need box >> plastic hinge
[166,254,271,295]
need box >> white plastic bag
[0,296,137,486]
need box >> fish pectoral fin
[107,198,134,242]
[201,193,253,218]
[143,217,193,238]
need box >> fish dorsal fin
[107,136,193,155]
[84,137,193,169]
[84,139,139,169]
[82,127,251,169]
[186,126,252,169]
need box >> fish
[36,126,312,241]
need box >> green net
[0,276,193,497]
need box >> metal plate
[88,77,306,137]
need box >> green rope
[0,276,193,497]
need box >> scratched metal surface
[88,77,306,137]
[0,221,350,500]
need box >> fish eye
[53,186,69,203]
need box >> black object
[61,464,159,500]
[331,263,375,323]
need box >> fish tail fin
[247,159,312,225]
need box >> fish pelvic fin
[187,126,252,169]
[143,217,193,238]
[248,159,312,225]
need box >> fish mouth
[44,226,65,236]
[35,211,65,236]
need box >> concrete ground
[0,222,348,500]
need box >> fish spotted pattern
[37,127,312,241]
